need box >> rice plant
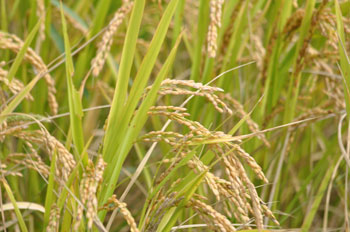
[0,0,350,231]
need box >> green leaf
[102,0,145,162]
[189,0,209,83]
[156,207,177,232]
[60,2,86,164]
[104,0,180,162]
[121,0,180,128]
[99,32,182,219]
[103,0,179,167]
[301,160,336,231]
[335,0,350,118]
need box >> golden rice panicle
[250,32,266,70]
[149,105,188,112]
[187,152,251,225]
[0,164,23,177]
[188,198,236,232]
[42,131,76,182]
[7,153,50,178]
[75,170,90,230]
[0,32,58,114]
[207,23,217,58]
[215,144,278,226]
[0,117,28,142]
[46,204,60,232]
[220,0,243,54]
[220,159,250,214]
[187,157,221,200]
[233,144,268,183]
[113,197,139,232]
[84,164,96,229]
[156,79,232,114]
[24,141,50,177]
[91,2,133,77]
[148,106,190,118]
[140,131,185,146]
[95,154,107,183]
[101,195,139,232]
[211,146,251,223]
[230,153,264,229]
[207,0,224,57]
[0,66,33,100]
[8,130,76,183]
[75,156,106,230]
[86,156,107,228]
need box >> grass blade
[60,2,86,164]
[103,0,179,165]
[102,0,145,162]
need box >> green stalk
[60,2,86,164]
[102,0,145,163]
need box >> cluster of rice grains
[207,0,224,57]
[0,114,77,229]
[0,32,58,115]
[140,79,278,231]
[100,195,139,232]
[269,0,350,163]
[0,115,110,231]
[91,1,133,77]
[75,155,106,230]
[269,0,349,113]
[0,124,75,184]
[0,62,34,101]
[46,204,60,232]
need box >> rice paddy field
[1,0,350,231]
